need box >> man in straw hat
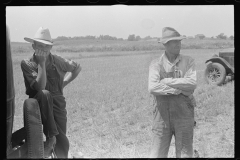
[148,27,197,158]
[21,27,81,158]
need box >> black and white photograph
[6,5,234,158]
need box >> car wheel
[205,63,226,86]
[23,98,44,158]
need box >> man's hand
[35,49,48,65]
[62,78,68,89]
[62,65,81,89]
[33,49,48,91]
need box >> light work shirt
[148,52,197,96]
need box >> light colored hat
[158,27,186,44]
[24,27,53,45]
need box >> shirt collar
[162,51,182,66]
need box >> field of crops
[11,40,234,158]
[11,38,234,54]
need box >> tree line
[53,33,234,42]
[53,34,160,41]
[53,35,124,41]
[194,33,234,40]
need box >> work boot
[44,136,56,158]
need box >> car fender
[205,56,234,74]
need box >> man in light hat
[21,27,81,158]
[148,27,197,158]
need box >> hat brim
[24,37,53,45]
[158,36,186,44]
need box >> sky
[6,5,234,42]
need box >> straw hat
[158,27,186,44]
[24,27,53,45]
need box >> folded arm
[148,62,181,96]
[63,64,81,88]
[54,55,82,89]
[161,58,197,92]
[21,60,46,92]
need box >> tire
[23,98,44,158]
[204,63,226,86]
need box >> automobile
[204,48,234,86]
[6,25,55,158]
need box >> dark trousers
[34,90,69,158]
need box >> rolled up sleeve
[148,61,181,96]
[161,58,197,91]
[20,60,38,89]
[54,55,80,73]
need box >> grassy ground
[11,48,234,158]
